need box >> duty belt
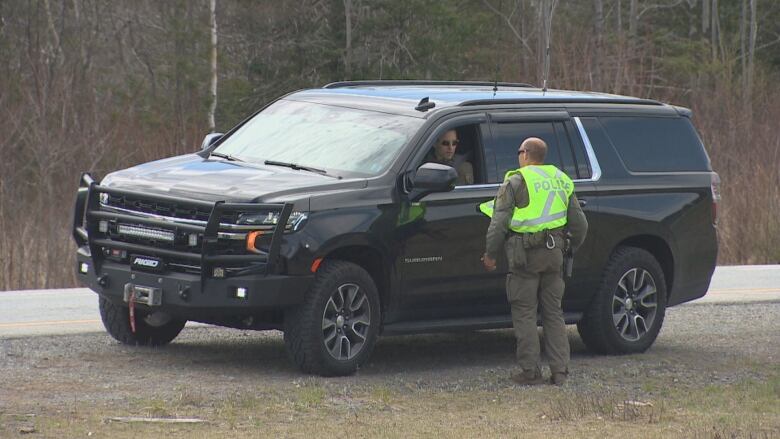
[512,229,565,250]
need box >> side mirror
[408,162,458,201]
[201,132,224,150]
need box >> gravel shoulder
[1,301,779,438]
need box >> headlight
[237,211,308,231]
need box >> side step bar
[382,312,583,336]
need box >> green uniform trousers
[506,237,569,374]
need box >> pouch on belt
[506,235,527,269]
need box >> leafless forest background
[0,0,778,290]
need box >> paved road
[1,265,778,338]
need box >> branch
[481,0,533,53]
[637,0,684,20]
[732,35,780,61]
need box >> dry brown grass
[2,373,777,438]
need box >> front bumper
[77,246,313,314]
[73,173,313,316]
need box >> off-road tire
[99,296,186,346]
[577,246,667,354]
[283,260,381,376]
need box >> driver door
[395,114,507,321]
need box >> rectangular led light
[117,224,175,242]
[98,221,109,233]
[235,287,247,299]
[188,233,199,247]
[79,262,89,274]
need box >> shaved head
[520,137,547,164]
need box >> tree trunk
[710,0,718,61]
[344,0,353,79]
[594,0,604,89]
[702,0,709,35]
[614,0,623,93]
[746,0,757,105]
[629,0,637,40]
[740,0,747,93]
[208,0,218,132]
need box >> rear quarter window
[599,116,711,172]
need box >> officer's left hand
[481,253,496,272]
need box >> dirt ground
[1,301,778,438]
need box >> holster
[562,231,574,277]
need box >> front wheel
[577,246,667,354]
[283,260,381,376]
[99,297,186,346]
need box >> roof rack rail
[323,80,535,89]
[459,97,664,107]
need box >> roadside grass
[3,370,778,438]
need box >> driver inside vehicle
[425,129,474,185]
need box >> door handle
[578,198,588,207]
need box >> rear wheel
[99,297,186,346]
[577,246,667,354]
[283,260,380,376]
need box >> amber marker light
[246,230,264,254]
[310,258,323,273]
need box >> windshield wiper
[210,151,244,162]
[263,160,340,178]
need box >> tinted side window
[487,122,563,183]
[599,116,711,172]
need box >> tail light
[710,172,721,226]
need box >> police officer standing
[481,137,588,386]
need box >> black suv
[73,81,719,376]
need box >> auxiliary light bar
[117,224,175,242]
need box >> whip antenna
[541,0,558,94]
[491,0,504,98]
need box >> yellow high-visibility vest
[479,165,574,233]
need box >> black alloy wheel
[577,246,667,354]
[321,282,372,361]
[284,260,381,376]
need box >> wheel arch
[616,234,674,298]
[322,245,390,314]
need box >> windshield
[214,99,423,176]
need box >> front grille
[98,198,253,274]
[107,194,239,224]
[74,175,291,279]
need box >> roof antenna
[541,0,558,95]
[415,97,435,112]
[491,0,504,98]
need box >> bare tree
[710,0,719,61]
[344,0,353,78]
[740,0,747,91]
[594,0,605,88]
[746,0,757,105]
[208,0,218,132]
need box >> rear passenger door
[483,112,601,311]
